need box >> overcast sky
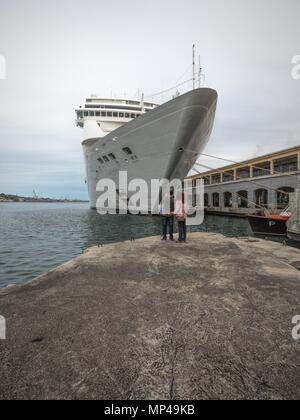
[0,0,299,199]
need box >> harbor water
[0,202,289,289]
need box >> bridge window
[224,192,233,208]
[255,189,268,207]
[123,147,133,155]
[238,190,248,208]
[212,193,220,207]
[277,187,294,209]
[274,155,297,173]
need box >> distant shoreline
[0,193,89,204]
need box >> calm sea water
[0,202,282,288]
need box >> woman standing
[175,192,188,243]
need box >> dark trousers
[178,221,187,242]
[162,216,174,239]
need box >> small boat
[247,213,290,236]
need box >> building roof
[189,145,300,179]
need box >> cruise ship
[76,88,218,210]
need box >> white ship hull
[81,89,218,209]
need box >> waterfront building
[189,146,300,214]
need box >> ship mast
[192,44,196,90]
[198,55,202,88]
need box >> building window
[274,155,297,173]
[131,114,136,119]
[204,193,209,207]
[192,179,197,207]
[224,192,233,208]
[122,147,133,155]
[212,193,220,207]
[108,153,116,160]
[236,166,250,179]
[96,112,100,117]
[101,112,107,117]
[255,189,268,207]
[277,187,294,209]
[119,113,124,118]
[113,112,118,118]
[204,177,210,185]
[237,191,248,208]
[90,111,95,117]
[211,173,221,184]
[223,171,234,182]
[97,157,104,164]
[253,162,270,177]
[84,111,88,117]
[125,113,130,118]
[102,156,109,163]
[107,112,112,117]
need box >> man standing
[161,190,175,241]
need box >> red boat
[247,213,290,236]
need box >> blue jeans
[178,221,187,242]
[162,216,174,239]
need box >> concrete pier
[0,233,300,400]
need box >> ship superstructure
[76,96,158,139]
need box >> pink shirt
[175,200,189,218]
